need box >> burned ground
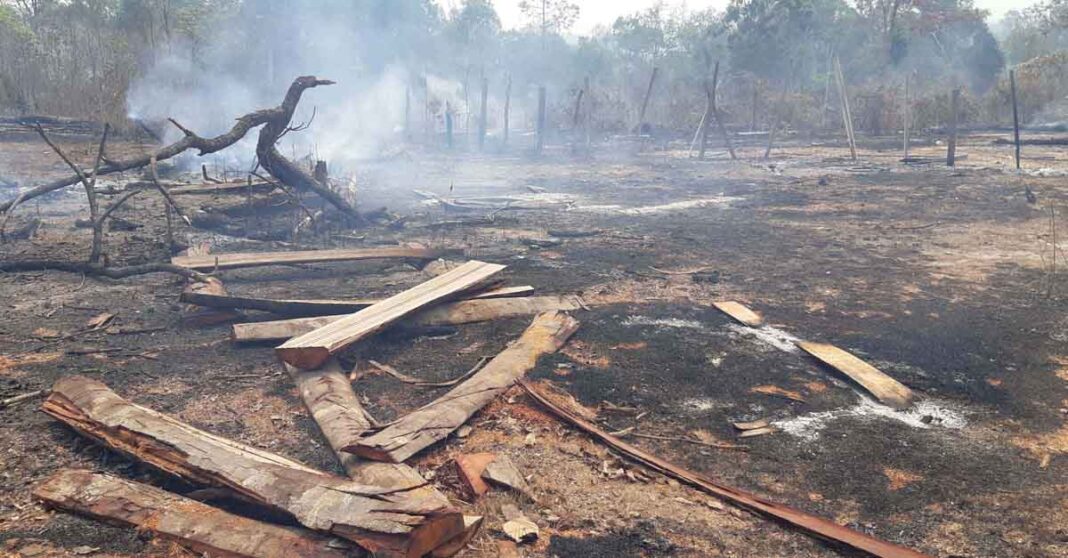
[1,133,1067,557]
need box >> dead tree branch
[0,260,208,282]
[149,153,192,225]
[33,123,109,262]
[255,76,364,224]
[1,77,350,215]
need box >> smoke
[124,1,441,172]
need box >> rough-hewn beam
[41,376,463,558]
[34,469,356,558]
[347,311,579,463]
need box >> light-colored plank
[346,311,579,463]
[276,261,506,369]
[713,301,763,327]
[34,469,352,558]
[796,341,914,409]
[172,246,439,271]
[233,295,583,343]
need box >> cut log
[519,379,931,558]
[346,311,579,463]
[233,295,584,343]
[34,469,354,558]
[796,341,914,409]
[712,301,763,327]
[171,246,440,272]
[180,285,536,317]
[277,261,506,369]
[41,376,464,558]
[285,359,483,557]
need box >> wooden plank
[347,311,579,463]
[712,301,763,327]
[41,376,464,558]
[171,246,440,271]
[796,341,914,409]
[286,360,482,557]
[519,379,932,558]
[181,277,243,326]
[277,261,506,369]
[123,180,275,195]
[34,469,353,558]
[180,285,535,317]
[233,295,584,343]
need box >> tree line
[1,0,1066,137]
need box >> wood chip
[481,455,534,500]
[732,419,770,431]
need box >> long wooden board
[233,295,584,342]
[347,311,579,463]
[181,285,535,317]
[277,261,506,369]
[171,246,440,271]
[34,469,352,558]
[41,376,463,558]
[713,301,763,327]
[519,379,931,558]
[796,341,914,409]
[286,360,482,557]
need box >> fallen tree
[41,375,463,557]
[0,76,359,220]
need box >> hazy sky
[435,0,1039,32]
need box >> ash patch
[775,396,969,441]
[726,323,802,353]
[622,315,706,330]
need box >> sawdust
[1011,424,1068,461]
[750,385,806,402]
[883,467,924,491]
[582,277,716,306]
[1049,356,1068,382]
[0,352,62,379]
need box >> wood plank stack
[277,260,506,369]
[36,248,581,558]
